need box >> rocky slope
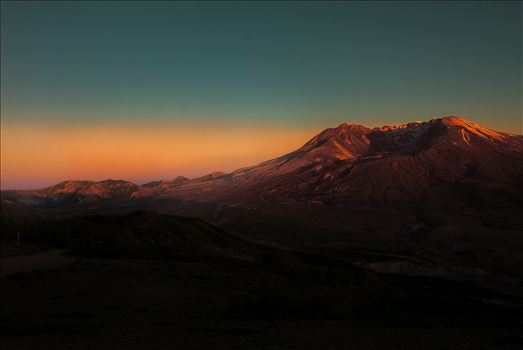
[3,116,522,208]
[145,116,523,208]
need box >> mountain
[1,179,148,207]
[2,116,522,209]
[142,176,190,194]
[146,116,523,208]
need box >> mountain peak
[435,116,506,141]
[195,171,229,182]
[173,176,189,182]
[98,179,135,186]
[373,121,424,132]
[54,180,94,187]
[337,122,369,130]
[313,123,370,142]
[439,116,470,126]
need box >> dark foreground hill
[2,210,523,349]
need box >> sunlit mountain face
[2,2,523,349]
[4,116,522,208]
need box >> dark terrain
[2,117,523,349]
[2,210,523,350]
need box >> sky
[1,1,521,189]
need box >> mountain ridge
[2,116,522,208]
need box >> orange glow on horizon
[1,122,316,190]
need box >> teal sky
[1,1,522,132]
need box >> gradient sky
[1,1,521,189]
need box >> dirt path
[1,249,73,277]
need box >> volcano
[140,116,523,210]
[3,116,522,210]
